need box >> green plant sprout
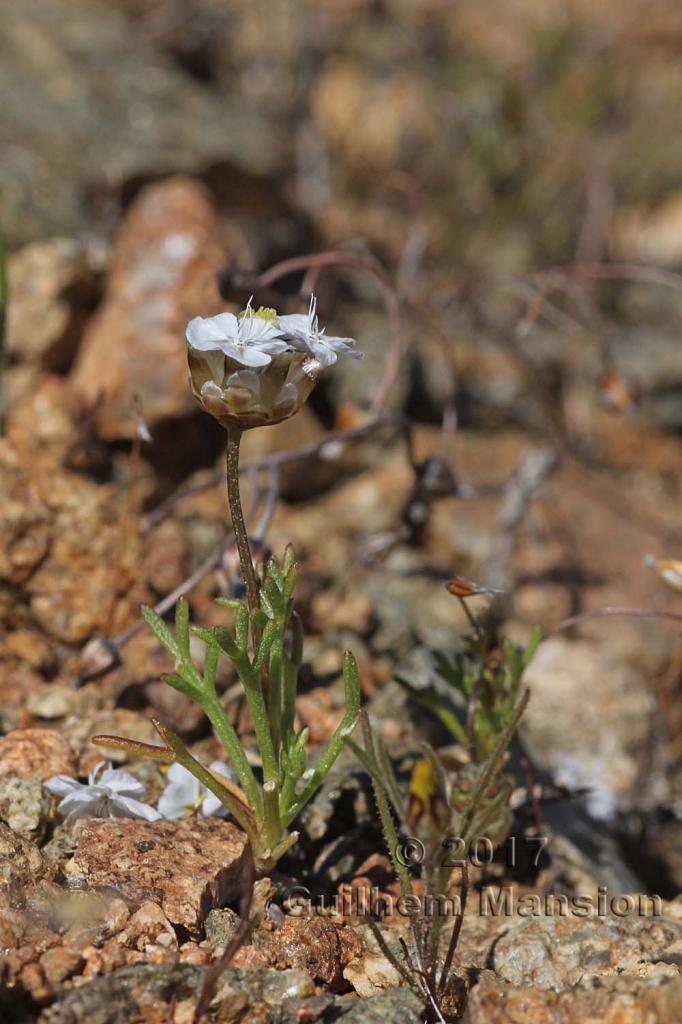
[97,548,360,871]
[398,581,541,763]
[94,300,363,872]
[347,584,537,1021]
[349,698,529,1022]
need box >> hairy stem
[225,426,260,616]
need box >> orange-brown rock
[257,916,363,991]
[64,818,248,935]
[0,729,76,782]
[71,177,227,440]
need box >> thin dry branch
[141,414,404,532]
[253,249,404,415]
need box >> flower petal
[238,317,282,343]
[44,775,80,797]
[186,316,229,349]
[112,795,163,821]
[201,792,229,817]
[276,313,309,338]
[157,765,201,819]
[234,346,273,368]
[57,789,106,820]
[210,312,241,336]
[209,760,238,783]
[321,334,363,358]
[100,770,145,796]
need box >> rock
[332,987,425,1023]
[40,963,318,1024]
[3,629,56,674]
[240,405,339,501]
[520,638,654,820]
[343,950,402,997]
[19,470,136,645]
[0,822,50,897]
[39,948,84,988]
[311,590,374,636]
[27,686,80,722]
[467,970,682,1024]
[296,686,348,747]
[0,777,51,839]
[0,442,51,585]
[115,901,177,953]
[257,916,362,990]
[6,238,100,371]
[0,0,276,246]
[492,913,681,991]
[0,729,76,782]
[71,177,227,441]
[203,907,240,949]
[64,818,248,935]
[611,191,682,266]
[60,710,162,774]
[0,666,44,733]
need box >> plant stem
[225,426,260,615]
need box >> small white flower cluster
[45,760,237,826]
[186,295,362,371]
[186,295,361,429]
[45,762,162,826]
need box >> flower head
[186,296,360,429]
[45,762,161,826]
[276,295,363,369]
[157,761,236,820]
[186,302,289,368]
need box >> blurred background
[1,0,682,902]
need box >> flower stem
[225,426,260,616]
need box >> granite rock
[63,818,248,935]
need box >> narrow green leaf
[254,619,277,672]
[264,576,281,615]
[259,588,275,620]
[290,612,304,666]
[523,626,543,668]
[283,651,361,824]
[160,672,200,700]
[141,605,180,660]
[175,598,191,658]
[394,677,467,745]
[282,544,297,575]
[156,721,259,846]
[235,603,250,652]
[268,638,283,758]
[202,643,219,693]
[283,565,298,600]
[211,626,240,660]
[266,556,284,590]
[342,651,362,719]
[282,654,298,741]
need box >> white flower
[157,761,236,820]
[277,295,362,368]
[45,762,162,826]
[186,302,290,368]
[186,296,360,428]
